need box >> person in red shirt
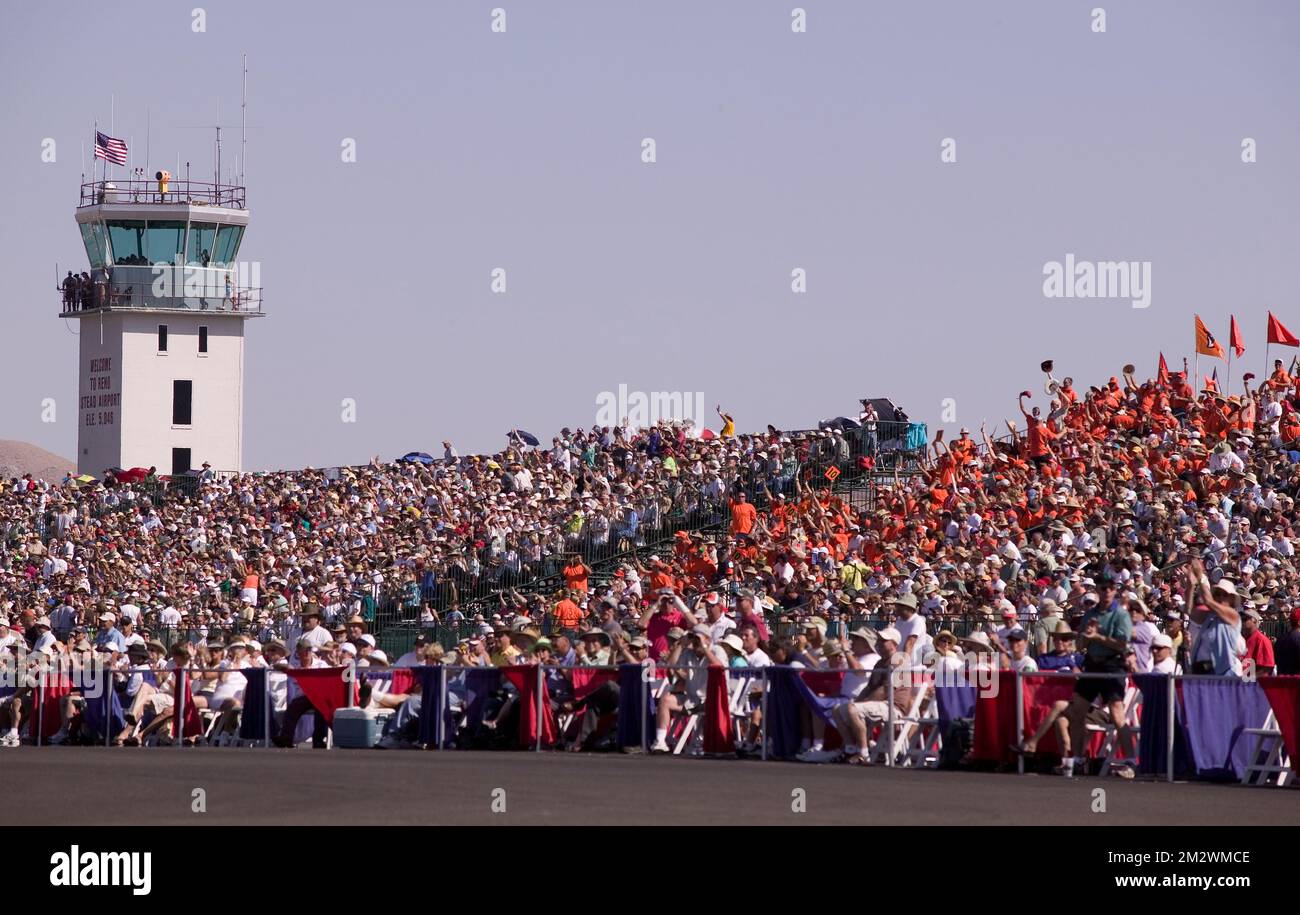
[1242,607,1275,675]
[638,590,699,659]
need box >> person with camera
[1184,559,1243,678]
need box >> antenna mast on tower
[241,53,248,182]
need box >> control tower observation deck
[62,177,264,476]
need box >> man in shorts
[1060,579,1132,777]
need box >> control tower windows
[79,221,108,268]
[143,220,187,266]
[212,225,244,265]
[106,220,146,264]
[187,223,217,266]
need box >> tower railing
[79,178,246,209]
[58,280,263,315]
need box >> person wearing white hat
[93,612,126,653]
[1151,632,1180,674]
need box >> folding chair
[1241,710,1295,788]
[900,684,944,768]
[1087,684,1140,777]
[730,670,762,750]
[671,672,750,755]
[670,705,701,755]
[870,678,934,766]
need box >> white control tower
[62,175,262,476]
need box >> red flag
[702,666,734,754]
[388,668,417,696]
[172,670,204,739]
[285,667,358,728]
[34,669,73,740]
[1195,315,1225,359]
[1268,311,1300,347]
[1259,677,1300,775]
[501,665,558,748]
[1229,315,1245,358]
[569,667,618,702]
[1157,352,1170,385]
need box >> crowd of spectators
[4,355,1300,759]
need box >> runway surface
[4,748,1294,825]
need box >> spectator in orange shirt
[551,590,586,631]
[562,554,591,594]
[730,491,757,536]
[1266,359,1293,393]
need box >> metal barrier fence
[14,659,1290,788]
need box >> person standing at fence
[729,491,756,537]
[1060,578,1132,777]
[562,555,591,595]
[1184,561,1242,678]
[858,401,878,455]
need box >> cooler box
[332,708,383,748]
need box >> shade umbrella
[509,429,540,447]
[399,452,435,466]
[821,416,861,431]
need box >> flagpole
[1226,346,1233,396]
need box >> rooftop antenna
[241,53,248,182]
[215,98,222,187]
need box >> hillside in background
[0,440,75,482]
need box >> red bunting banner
[285,667,359,728]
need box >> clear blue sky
[3,0,1298,469]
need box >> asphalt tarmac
[5,748,1296,825]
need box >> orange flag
[1229,315,1245,357]
[1195,315,1225,359]
[1267,311,1299,347]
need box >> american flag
[94,131,128,166]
